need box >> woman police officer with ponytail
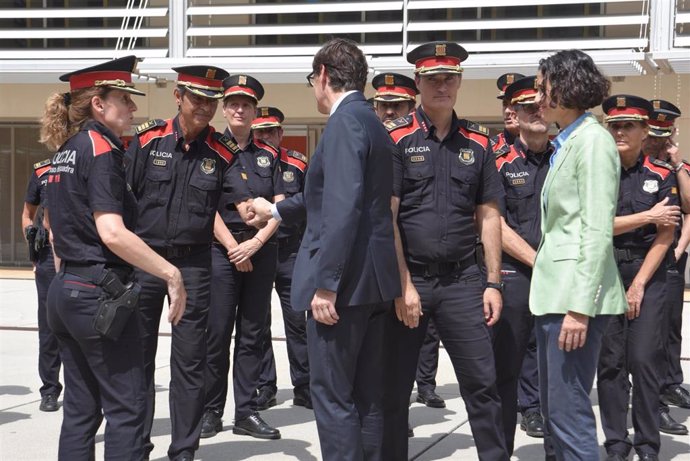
[40,55,186,460]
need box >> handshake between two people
[240,196,275,229]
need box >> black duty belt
[613,247,648,264]
[63,262,132,284]
[407,255,475,278]
[277,234,301,248]
[151,244,209,260]
[231,229,257,244]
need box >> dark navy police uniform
[204,133,284,422]
[125,115,250,460]
[257,146,310,397]
[384,106,509,461]
[598,154,678,458]
[494,137,552,453]
[46,120,146,460]
[25,160,62,401]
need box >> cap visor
[416,68,463,75]
[648,127,672,138]
[374,95,415,102]
[223,90,259,103]
[252,122,282,129]
[187,86,224,99]
[113,86,145,96]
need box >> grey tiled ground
[1,277,688,460]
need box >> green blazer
[530,114,627,317]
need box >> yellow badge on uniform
[200,158,216,174]
[241,172,248,180]
[672,186,678,195]
[458,148,475,165]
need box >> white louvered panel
[187,2,403,16]
[187,23,402,37]
[186,44,403,57]
[0,7,168,19]
[0,29,168,40]
[407,15,648,32]
[407,0,643,8]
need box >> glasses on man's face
[306,71,316,87]
[520,103,540,115]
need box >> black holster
[92,269,140,341]
[25,225,39,262]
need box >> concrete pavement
[1,274,689,460]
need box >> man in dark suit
[249,38,401,461]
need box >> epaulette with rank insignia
[494,144,511,157]
[287,150,308,164]
[216,134,242,156]
[650,157,674,171]
[134,119,166,135]
[33,158,52,177]
[33,158,51,170]
[385,115,413,132]
[463,120,490,137]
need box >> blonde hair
[39,87,109,151]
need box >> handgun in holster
[92,269,141,341]
[25,225,39,262]
[475,240,485,269]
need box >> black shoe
[39,394,59,412]
[637,454,659,461]
[660,386,690,409]
[415,389,446,409]
[604,453,627,461]
[200,410,222,439]
[233,413,281,440]
[659,410,688,435]
[408,423,414,438]
[255,386,277,411]
[520,412,545,438]
[293,386,313,410]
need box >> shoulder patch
[385,115,413,132]
[495,145,520,170]
[287,150,308,164]
[87,130,112,157]
[643,156,673,180]
[135,119,166,135]
[254,139,279,159]
[33,158,51,170]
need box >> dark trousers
[205,241,277,420]
[308,302,389,461]
[598,261,666,457]
[415,318,440,393]
[136,249,211,461]
[35,246,62,397]
[492,266,534,456]
[258,238,310,391]
[47,271,146,461]
[517,328,540,415]
[660,252,686,408]
[383,265,508,461]
[537,313,611,461]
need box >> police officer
[251,106,312,410]
[598,95,678,461]
[493,75,550,455]
[371,73,445,413]
[40,55,186,460]
[126,66,252,460]
[201,75,284,440]
[383,41,509,461]
[21,158,62,412]
[643,100,690,435]
[490,73,524,154]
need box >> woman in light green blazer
[530,49,627,461]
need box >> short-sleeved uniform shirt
[389,107,504,265]
[25,159,52,229]
[276,146,308,239]
[125,116,251,247]
[496,138,553,265]
[217,131,284,232]
[46,120,136,265]
[614,154,678,250]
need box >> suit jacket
[280,91,401,311]
[530,114,627,317]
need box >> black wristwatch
[486,281,504,293]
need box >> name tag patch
[511,178,526,186]
[153,159,166,167]
[410,155,425,163]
